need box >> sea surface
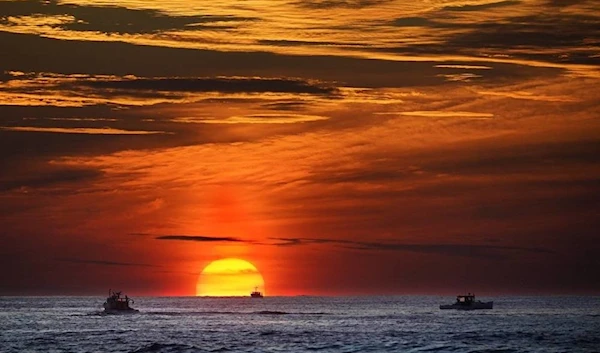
[0,296,599,352]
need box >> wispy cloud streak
[56,258,157,267]
[0,126,170,135]
[0,73,340,107]
[153,235,247,243]
[269,237,554,258]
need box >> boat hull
[103,308,139,314]
[440,301,493,310]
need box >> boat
[250,286,264,298]
[440,293,493,310]
[103,289,139,313]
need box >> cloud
[349,242,554,257]
[0,166,102,192]
[0,0,254,35]
[154,235,247,243]
[192,114,329,124]
[305,167,414,185]
[437,13,600,65]
[76,76,338,95]
[391,17,437,27]
[437,73,483,82]
[545,0,590,7]
[383,12,600,70]
[0,72,340,107]
[269,237,553,258]
[435,65,492,70]
[270,237,349,246]
[0,31,567,93]
[36,117,118,122]
[442,1,521,11]
[57,258,157,267]
[395,111,494,118]
[476,90,578,102]
[293,0,391,9]
[260,100,309,111]
[0,126,170,135]
[417,138,600,176]
[258,39,361,47]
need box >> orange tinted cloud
[0,0,599,295]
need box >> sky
[0,0,599,296]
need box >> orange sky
[0,0,599,296]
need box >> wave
[140,310,330,316]
[85,310,140,316]
[249,310,331,316]
[259,330,278,336]
[130,342,199,353]
[306,343,344,351]
[253,310,288,315]
[131,342,242,353]
[416,345,455,352]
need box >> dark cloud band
[56,258,157,267]
[76,77,338,95]
[0,0,255,35]
[155,235,246,243]
[270,237,554,258]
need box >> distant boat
[250,286,264,298]
[440,293,493,310]
[103,289,139,313]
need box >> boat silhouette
[250,286,264,298]
[103,289,139,313]
[440,293,493,310]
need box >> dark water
[1,296,599,352]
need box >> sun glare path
[196,258,265,297]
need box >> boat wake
[140,310,330,316]
[130,342,199,353]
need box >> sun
[196,258,265,296]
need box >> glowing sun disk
[196,258,265,296]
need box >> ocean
[1,296,599,352]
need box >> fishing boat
[440,293,493,310]
[250,286,264,298]
[103,289,139,313]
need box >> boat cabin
[440,292,493,310]
[250,286,263,298]
[456,293,476,305]
[104,289,136,310]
